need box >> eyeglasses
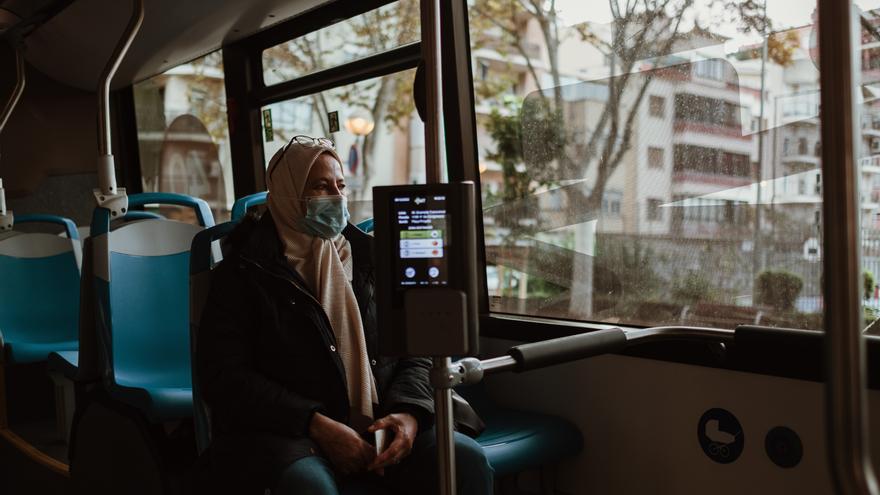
[290,135,335,149]
[270,134,336,177]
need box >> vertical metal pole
[818,1,880,494]
[96,0,144,197]
[422,0,456,492]
[752,0,768,282]
[433,357,456,495]
[421,0,444,184]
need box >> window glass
[134,51,233,223]
[260,69,421,223]
[262,0,420,86]
[860,3,880,332]
[469,0,848,328]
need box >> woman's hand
[367,413,419,474]
[308,412,375,475]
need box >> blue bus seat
[231,191,267,221]
[190,220,237,453]
[47,350,79,380]
[47,210,169,380]
[189,192,281,450]
[91,193,214,422]
[0,214,81,364]
[456,382,583,477]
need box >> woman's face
[302,152,346,198]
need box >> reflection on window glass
[468,0,863,330]
[262,0,420,86]
[261,69,422,223]
[133,51,233,223]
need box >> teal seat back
[91,193,213,395]
[0,228,81,363]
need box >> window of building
[693,59,725,81]
[648,147,664,168]
[649,95,665,117]
[602,191,622,217]
[133,50,233,223]
[262,1,419,86]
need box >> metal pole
[0,41,25,231]
[0,41,25,136]
[752,0,769,283]
[421,0,444,184]
[818,1,879,493]
[96,0,144,196]
[433,357,456,495]
[421,0,455,492]
[0,178,6,217]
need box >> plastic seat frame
[90,192,214,423]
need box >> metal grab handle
[96,0,144,198]
[15,214,79,240]
[508,328,627,372]
[0,41,25,136]
[127,192,215,228]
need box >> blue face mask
[300,195,350,239]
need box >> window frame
[454,0,872,383]
[210,0,870,388]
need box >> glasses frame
[291,134,335,149]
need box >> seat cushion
[4,339,78,364]
[475,408,583,476]
[108,383,193,423]
[47,350,80,379]
[457,382,583,477]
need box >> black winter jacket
[196,212,435,487]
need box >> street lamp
[345,109,376,137]
[344,109,375,200]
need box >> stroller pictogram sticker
[698,408,744,464]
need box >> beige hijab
[266,141,378,432]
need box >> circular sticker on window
[698,408,744,464]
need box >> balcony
[673,120,750,141]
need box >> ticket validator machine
[373,181,481,494]
[373,182,480,357]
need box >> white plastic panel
[0,232,76,258]
[481,337,880,495]
[108,220,203,257]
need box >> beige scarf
[266,141,378,432]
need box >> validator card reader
[373,182,479,357]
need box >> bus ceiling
[1,0,327,91]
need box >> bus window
[262,0,420,86]
[260,69,422,224]
[468,1,843,331]
[133,51,234,223]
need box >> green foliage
[672,271,716,305]
[527,276,567,298]
[594,238,661,302]
[865,271,876,300]
[755,270,804,311]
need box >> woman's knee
[274,456,339,495]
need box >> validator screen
[392,193,449,288]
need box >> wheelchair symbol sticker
[698,408,744,464]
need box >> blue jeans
[273,429,493,495]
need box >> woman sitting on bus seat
[196,136,493,495]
